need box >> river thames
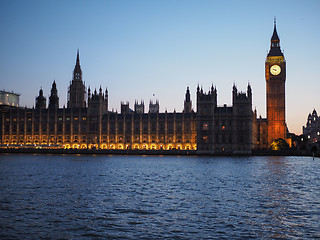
[0,154,319,239]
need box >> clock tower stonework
[266,20,287,145]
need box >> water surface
[0,154,319,239]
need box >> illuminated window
[202,123,208,130]
[203,136,208,143]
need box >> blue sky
[0,0,319,134]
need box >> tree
[270,138,289,151]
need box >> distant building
[303,109,320,144]
[0,90,20,107]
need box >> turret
[232,84,252,108]
[121,101,130,114]
[149,100,159,113]
[134,100,144,113]
[196,85,217,115]
[105,87,108,112]
[232,84,237,105]
[247,83,252,102]
[184,86,192,113]
[35,88,46,110]
[88,85,108,115]
[48,81,59,110]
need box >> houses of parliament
[0,21,288,154]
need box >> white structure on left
[0,90,20,107]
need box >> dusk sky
[0,0,319,134]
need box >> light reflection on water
[0,155,319,239]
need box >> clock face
[270,65,281,75]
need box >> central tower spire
[67,50,86,108]
[73,49,82,81]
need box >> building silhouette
[0,21,290,153]
[48,81,59,110]
[303,109,320,141]
[35,88,46,110]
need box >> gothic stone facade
[0,50,254,153]
[196,85,257,154]
[0,85,254,153]
[2,21,289,154]
[0,106,197,151]
[0,54,258,154]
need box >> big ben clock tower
[266,19,287,145]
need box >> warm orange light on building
[265,20,287,146]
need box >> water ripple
[0,155,319,239]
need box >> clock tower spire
[268,18,283,57]
[265,19,287,145]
